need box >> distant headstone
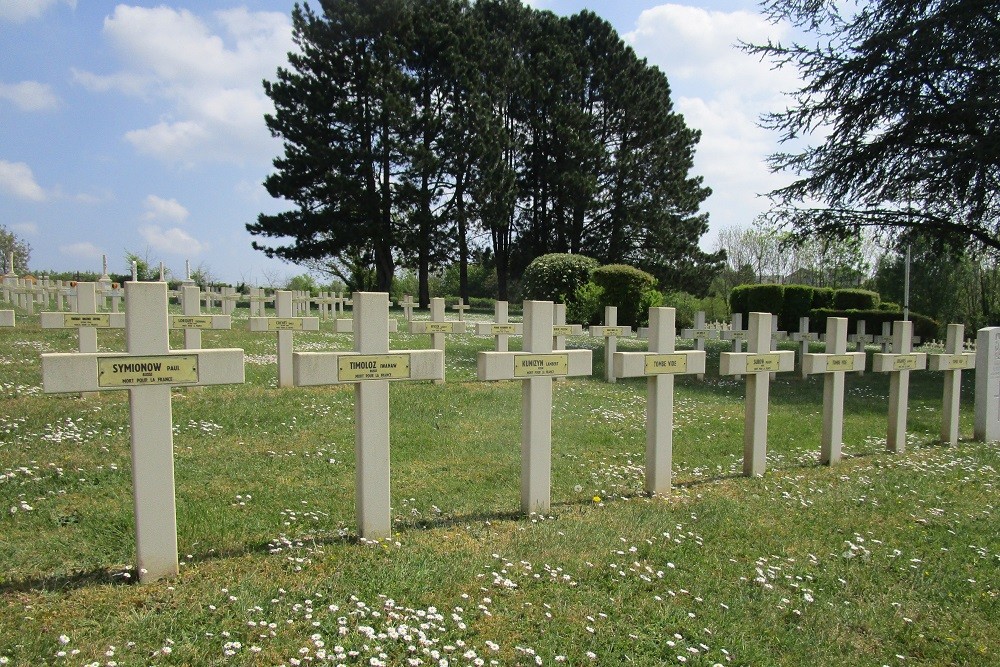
[928,324,976,446]
[872,320,927,453]
[41,282,244,582]
[474,301,522,352]
[248,287,273,316]
[590,306,633,383]
[719,312,795,476]
[293,292,443,539]
[791,316,821,379]
[478,300,592,514]
[398,295,416,322]
[802,317,866,464]
[848,320,874,377]
[974,326,1000,443]
[720,313,747,352]
[681,311,719,381]
[409,297,467,384]
[249,290,320,387]
[613,307,705,494]
[451,298,471,321]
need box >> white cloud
[142,195,189,223]
[0,81,59,111]
[139,225,207,255]
[60,241,103,260]
[0,160,46,201]
[74,5,294,167]
[625,4,801,237]
[9,222,38,236]
[0,0,75,23]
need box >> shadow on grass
[0,566,137,594]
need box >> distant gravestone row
[5,283,995,584]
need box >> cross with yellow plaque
[474,300,523,352]
[872,320,927,453]
[590,306,634,383]
[173,285,232,349]
[801,317,866,464]
[41,282,245,583]
[409,297,467,383]
[720,312,796,476]
[293,292,443,539]
[613,307,705,495]
[41,282,126,352]
[248,290,320,387]
[928,323,976,446]
[478,300,592,514]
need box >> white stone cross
[41,283,126,362]
[928,323,976,446]
[974,326,1000,443]
[173,285,232,350]
[720,312,796,476]
[848,320,874,377]
[398,295,416,322]
[451,298,471,321]
[0,310,13,327]
[249,290,320,387]
[872,320,927,453]
[478,300,592,514]
[293,292,443,539]
[551,303,583,349]
[791,316,821,379]
[474,300,522,352]
[590,306,633,383]
[681,311,719,380]
[409,297,467,383]
[875,321,893,352]
[41,282,245,583]
[248,287,274,316]
[802,317,866,464]
[613,307,705,494]
[720,313,747,352]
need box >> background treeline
[248,0,722,306]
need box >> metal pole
[903,244,911,321]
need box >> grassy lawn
[0,305,996,666]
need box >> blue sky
[0,0,798,285]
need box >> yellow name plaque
[727,331,749,340]
[825,355,856,372]
[948,355,971,369]
[746,354,781,372]
[514,354,569,377]
[490,324,518,334]
[644,354,688,375]
[601,327,624,337]
[426,322,455,333]
[267,318,304,331]
[338,354,411,382]
[98,354,199,387]
[64,314,111,327]
[690,330,713,339]
[170,315,214,329]
[892,355,918,371]
[552,326,575,336]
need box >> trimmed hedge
[729,285,751,318]
[832,288,880,310]
[520,253,599,303]
[812,287,835,310]
[590,264,660,327]
[809,309,939,341]
[781,284,814,332]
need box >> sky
[0,0,801,285]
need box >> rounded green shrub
[567,282,604,326]
[746,284,785,315]
[833,288,880,310]
[520,253,599,303]
[590,264,660,327]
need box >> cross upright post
[613,307,705,494]
[791,316,821,379]
[872,320,927,453]
[590,306,633,383]
[475,300,522,352]
[249,290,320,387]
[409,297,467,383]
[293,292,443,538]
[451,298,471,321]
[682,311,719,380]
[974,327,1000,443]
[41,282,244,582]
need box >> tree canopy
[746,0,1000,253]
[0,225,31,274]
[249,0,721,302]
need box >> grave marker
[41,282,245,582]
[928,323,976,446]
[613,307,705,494]
[681,311,719,381]
[398,295,416,322]
[249,290,320,387]
[0,310,13,327]
[875,322,893,353]
[248,287,273,316]
[848,320,874,377]
[872,320,927,453]
[801,317,866,464]
[590,306,633,383]
[720,312,795,476]
[474,301,522,352]
[974,326,1000,443]
[41,283,126,359]
[409,297,467,383]
[791,317,821,379]
[720,313,747,352]
[478,300,592,514]
[173,285,232,350]
[451,298,471,321]
[293,292,443,538]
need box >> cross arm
[475,322,523,336]
[801,352,866,375]
[293,350,444,386]
[409,321,468,334]
[613,350,706,378]
[719,350,795,375]
[871,353,927,372]
[590,325,634,338]
[42,349,245,393]
[41,312,126,329]
[478,350,592,381]
[248,317,320,332]
[680,328,720,340]
[170,315,232,330]
[927,352,975,371]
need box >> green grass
[0,305,997,666]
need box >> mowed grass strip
[0,309,995,666]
